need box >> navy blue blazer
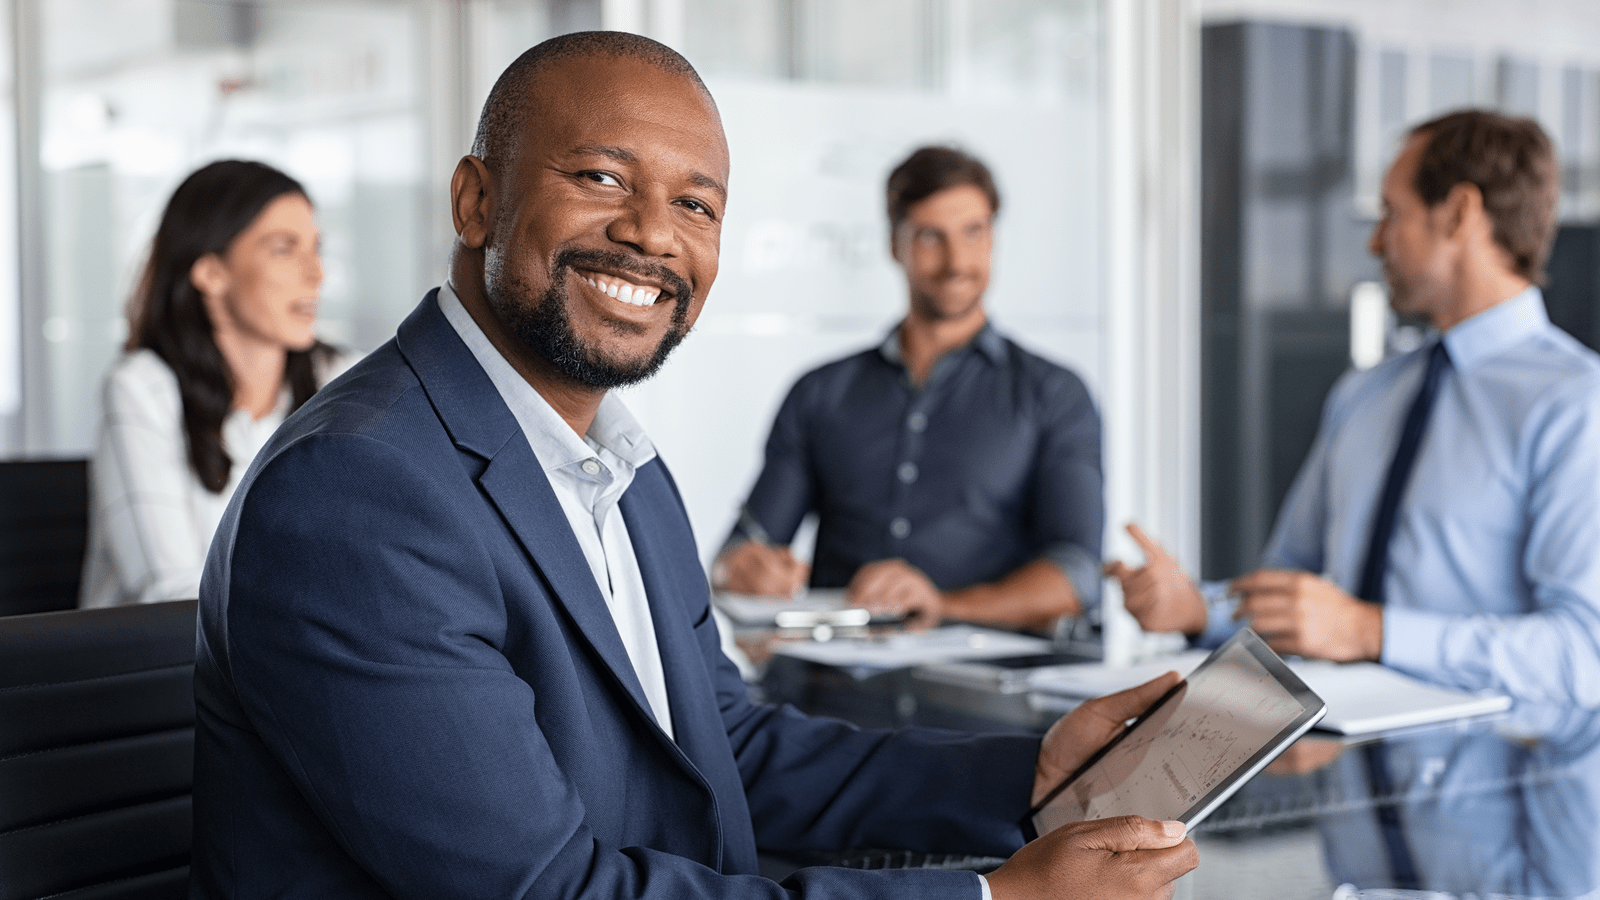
[191,292,1041,899]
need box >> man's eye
[678,198,711,216]
[580,171,621,186]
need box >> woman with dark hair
[80,159,346,607]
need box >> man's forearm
[943,558,1081,633]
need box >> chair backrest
[0,458,89,616]
[0,599,196,900]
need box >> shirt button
[898,462,918,484]
[890,517,911,539]
[907,412,928,433]
[581,459,601,476]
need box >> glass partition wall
[9,0,432,452]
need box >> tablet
[1027,628,1325,836]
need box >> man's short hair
[470,31,711,175]
[886,146,1000,232]
[1409,109,1558,284]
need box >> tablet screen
[1029,629,1325,835]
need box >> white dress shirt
[437,283,675,738]
[81,349,320,608]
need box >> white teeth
[584,273,658,306]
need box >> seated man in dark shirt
[714,146,1102,633]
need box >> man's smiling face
[480,53,729,389]
[892,183,994,326]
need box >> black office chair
[0,458,90,616]
[0,599,196,900]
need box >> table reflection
[752,627,1600,899]
[1196,706,1600,900]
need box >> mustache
[554,247,693,305]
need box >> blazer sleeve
[655,459,1044,861]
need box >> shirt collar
[434,281,656,474]
[1440,285,1548,371]
[877,320,1007,367]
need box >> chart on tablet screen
[1059,640,1305,822]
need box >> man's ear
[451,155,495,249]
[1441,181,1485,241]
[888,223,907,268]
[190,253,229,300]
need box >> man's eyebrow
[574,143,638,164]
[572,143,727,200]
[687,171,728,200]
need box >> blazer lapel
[394,292,656,723]
[622,463,757,872]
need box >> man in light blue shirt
[1109,109,1600,707]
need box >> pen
[738,505,773,546]
[735,506,806,600]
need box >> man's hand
[846,559,943,628]
[1230,569,1383,662]
[1103,524,1207,637]
[986,816,1197,900]
[1034,672,1181,805]
[712,542,808,598]
[991,672,1196,900]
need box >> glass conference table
[751,629,1600,900]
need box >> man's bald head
[470,31,713,176]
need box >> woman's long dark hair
[127,159,332,493]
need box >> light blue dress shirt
[1199,288,1600,707]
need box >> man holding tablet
[192,31,1197,900]
[1030,630,1326,838]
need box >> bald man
[192,32,1196,900]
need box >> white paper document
[714,589,862,626]
[1025,651,1211,698]
[1026,653,1510,735]
[1286,660,1511,734]
[771,625,1053,672]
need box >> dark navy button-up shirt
[731,322,1104,612]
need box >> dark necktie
[1355,340,1451,605]
[1353,341,1448,891]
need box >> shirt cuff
[1040,542,1103,619]
[1194,579,1244,648]
[1379,605,1450,680]
[977,872,992,900]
